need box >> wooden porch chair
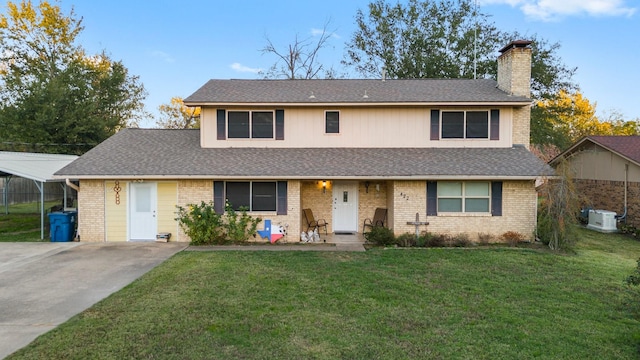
[302,208,328,235]
[363,208,387,233]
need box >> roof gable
[552,136,640,166]
[588,136,640,164]
[184,79,531,105]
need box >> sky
[23,0,640,128]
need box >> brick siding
[392,180,537,242]
[575,179,640,228]
[78,179,105,242]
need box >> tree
[344,1,577,94]
[534,90,639,150]
[344,0,503,80]
[0,0,147,154]
[261,20,337,79]
[537,159,585,250]
[155,97,200,129]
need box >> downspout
[65,178,80,241]
[66,178,79,192]
[616,164,628,223]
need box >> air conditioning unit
[587,210,617,233]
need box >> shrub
[396,233,417,247]
[626,258,640,287]
[364,226,395,246]
[175,201,262,245]
[425,233,448,248]
[452,233,472,247]
[625,258,640,319]
[620,224,639,239]
[175,201,225,245]
[477,232,493,245]
[501,231,525,247]
[224,203,261,243]
[415,234,428,247]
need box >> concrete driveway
[0,241,187,359]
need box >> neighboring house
[55,40,552,243]
[551,135,640,228]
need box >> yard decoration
[257,220,286,243]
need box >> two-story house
[56,40,552,243]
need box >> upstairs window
[228,111,274,139]
[325,111,340,134]
[441,111,489,139]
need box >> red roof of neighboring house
[588,136,640,164]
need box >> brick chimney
[497,40,532,98]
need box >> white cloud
[150,50,175,63]
[230,62,262,74]
[311,27,341,39]
[480,0,636,21]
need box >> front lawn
[8,228,640,359]
[0,201,60,242]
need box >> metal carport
[0,151,78,239]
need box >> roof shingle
[183,79,530,105]
[56,129,553,179]
[588,136,640,164]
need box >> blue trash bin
[48,212,76,242]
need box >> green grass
[8,228,640,359]
[0,201,60,242]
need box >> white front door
[332,182,358,233]
[129,182,157,241]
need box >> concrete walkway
[186,242,366,252]
[0,242,187,359]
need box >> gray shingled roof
[55,129,553,179]
[184,79,531,105]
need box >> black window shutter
[491,181,503,216]
[213,181,225,214]
[490,109,500,140]
[275,109,285,140]
[430,110,440,140]
[277,181,287,215]
[217,109,226,140]
[427,181,438,216]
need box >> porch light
[322,180,327,193]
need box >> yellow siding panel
[105,181,127,242]
[157,182,178,240]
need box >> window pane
[438,182,462,196]
[252,182,276,211]
[226,182,250,210]
[228,112,249,138]
[326,111,339,133]
[252,112,273,138]
[441,112,464,138]
[135,187,151,212]
[465,182,490,196]
[439,198,462,212]
[465,198,489,212]
[466,111,489,139]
